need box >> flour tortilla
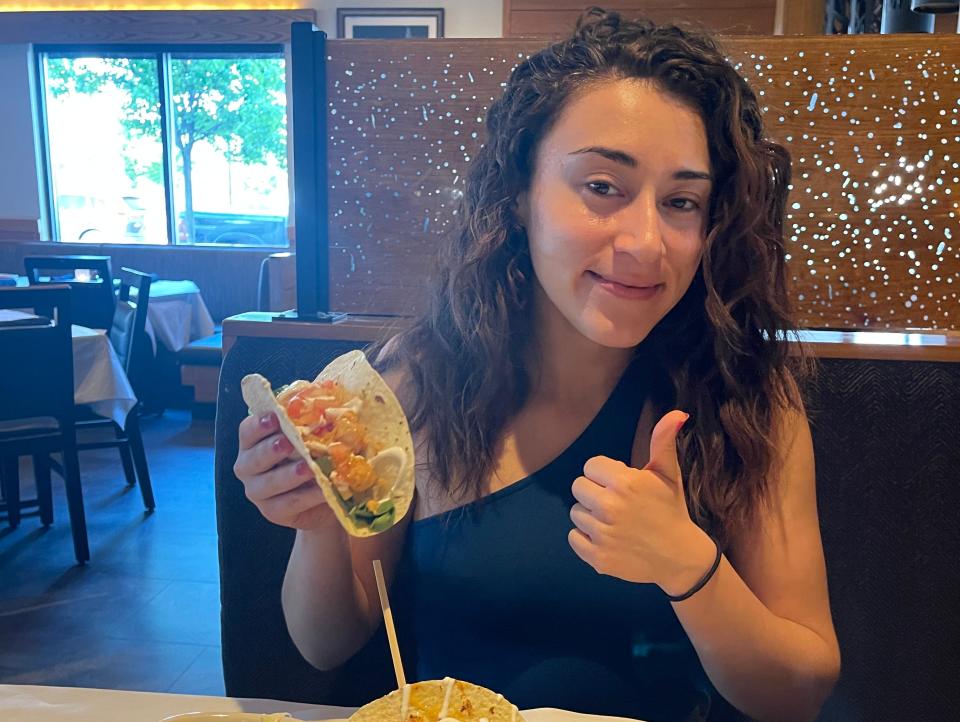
[241,350,414,537]
[349,678,524,722]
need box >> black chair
[0,285,89,564]
[74,267,156,511]
[24,255,116,332]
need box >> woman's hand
[568,409,716,596]
[234,412,338,531]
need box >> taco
[241,350,414,537]
[349,678,524,722]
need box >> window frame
[34,42,289,249]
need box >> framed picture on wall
[336,8,445,39]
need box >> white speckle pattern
[325,38,959,328]
[735,40,960,329]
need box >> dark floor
[0,410,224,695]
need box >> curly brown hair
[373,7,811,549]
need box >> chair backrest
[23,255,116,332]
[111,266,154,379]
[0,285,75,424]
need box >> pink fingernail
[296,460,310,476]
[273,436,292,453]
[260,413,276,429]
[677,413,690,433]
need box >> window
[37,47,289,247]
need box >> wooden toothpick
[373,559,407,689]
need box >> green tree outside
[45,54,287,243]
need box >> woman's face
[520,79,712,349]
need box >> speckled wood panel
[324,35,960,330]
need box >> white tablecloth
[140,280,216,353]
[0,311,136,429]
[0,685,644,722]
[71,325,137,428]
[0,685,352,722]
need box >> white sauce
[400,677,509,722]
[325,398,363,418]
[276,380,309,404]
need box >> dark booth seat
[214,335,960,722]
[214,337,394,707]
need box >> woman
[234,9,841,722]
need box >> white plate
[524,709,646,722]
[161,714,305,722]
[160,707,643,722]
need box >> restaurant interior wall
[505,0,783,36]
[305,0,502,39]
[0,42,41,240]
[500,0,958,36]
[0,1,503,39]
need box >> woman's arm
[573,399,841,721]
[666,404,841,722]
[282,508,411,670]
[281,364,414,670]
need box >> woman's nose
[611,193,664,262]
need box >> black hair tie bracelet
[666,538,723,603]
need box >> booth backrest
[215,337,960,721]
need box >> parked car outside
[177,211,287,246]
[57,193,147,243]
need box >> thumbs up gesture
[568,409,716,596]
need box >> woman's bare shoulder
[371,335,416,414]
[380,365,414,416]
[373,342,441,519]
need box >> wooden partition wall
[500,1,958,38]
[502,0,781,37]
[319,33,959,332]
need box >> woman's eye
[668,197,700,212]
[586,181,618,197]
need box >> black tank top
[394,357,728,722]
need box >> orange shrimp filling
[279,380,381,497]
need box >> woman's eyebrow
[568,145,712,181]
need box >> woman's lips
[588,271,663,300]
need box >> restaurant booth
[211,25,960,722]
